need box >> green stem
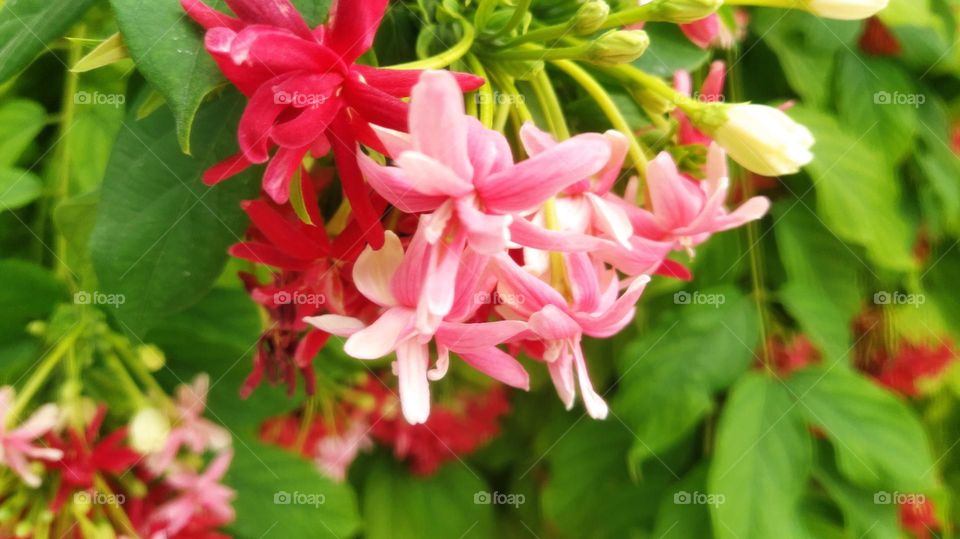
[390,15,475,70]
[7,327,83,427]
[466,54,495,128]
[489,68,534,123]
[488,0,533,39]
[550,60,649,173]
[500,3,659,47]
[529,68,570,140]
[104,352,148,408]
[486,42,593,62]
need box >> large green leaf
[754,9,859,107]
[90,92,258,340]
[651,464,713,539]
[0,99,46,166]
[813,459,899,539]
[364,456,494,539]
[0,168,42,211]
[788,106,916,273]
[773,201,863,363]
[613,287,759,468]
[0,0,99,83]
[110,0,331,152]
[541,418,676,538]
[708,373,812,539]
[787,367,937,492]
[836,53,918,165]
[0,259,68,383]
[225,437,361,539]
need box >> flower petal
[352,230,403,307]
[395,338,431,424]
[458,348,530,390]
[343,308,415,359]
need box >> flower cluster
[0,376,234,538]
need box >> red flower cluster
[865,342,957,397]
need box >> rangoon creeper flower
[360,70,613,331]
[493,255,652,419]
[305,230,530,424]
[701,103,814,176]
[149,450,236,537]
[0,387,62,487]
[182,0,483,248]
[623,144,771,254]
[148,374,232,474]
[674,60,726,145]
[129,407,171,455]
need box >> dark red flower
[182,0,484,248]
[899,497,940,539]
[859,17,901,57]
[869,342,956,397]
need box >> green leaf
[541,418,676,538]
[754,9,859,107]
[813,460,900,539]
[0,99,46,166]
[835,53,919,165]
[787,367,937,492]
[925,245,960,340]
[708,373,812,539]
[773,201,863,362]
[71,32,129,73]
[788,106,916,273]
[363,456,494,539]
[613,287,759,468]
[0,0,99,83]
[90,91,258,339]
[0,259,68,382]
[108,0,226,153]
[0,168,42,211]
[633,23,710,78]
[226,437,361,538]
[70,67,127,192]
[652,464,714,539]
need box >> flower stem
[390,15,475,70]
[529,68,570,140]
[466,55,495,128]
[487,42,594,62]
[488,0,533,39]
[550,60,649,174]
[7,326,83,427]
[500,3,659,47]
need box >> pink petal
[458,348,530,390]
[548,352,576,410]
[645,152,704,229]
[518,122,557,156]
[395,152,474,197]
[358,152,445,213]
[344,308,415,359]
[395,339,431,424]
[585,193,633,247]
[529,305,582,341]
[436,320,527,351]
[573,345,608,419]
[456,199,512,255]
[409,71,473,182]
[352,230,404,307]
[466,118,514,181]
[478,134,611,213]
[303,315,366,337]
[508,217,609,252]
[578,275,650,337]
[493,256,568,314]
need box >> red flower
[870,342,956,397]
[765,335,819,378]
[45,406,142,511]
[859,17,901,56]
[899,497,940,539]
[182,0,484,248]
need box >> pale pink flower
[148,374,231,474]
[314,419,372,482]
[493,254,651,419]
[0,387,62,487]
[150,450,235,537]
[624,144,771,255]
[306,230,530,424]
[359,70,613,327]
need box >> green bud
[587,30,650,66]
[655,0,724,24]
[137,344,165,372]
[572,0,610,35]
[632,86,676,117]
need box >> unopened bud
[588,30,650,66]
[137,344,165,372]
[655,0,724,24]
[573,0,610,35]
[129,407,171,454]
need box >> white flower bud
[711,104,814,176]
[804,0,889,20]
[129,407,171,454]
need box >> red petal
[224,0,313,39]
[324,0,390,63]
[204,152,254,186]
[263,146,308,204]
[344,76,409,132]
[181,0,243,30]
[353,66,485,97]
[329,114,385,248]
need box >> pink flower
[148,375,231,474]
[313,420,373,482]
[0,387,62,487]
[680,15,721,49]
[493,254,652,419]
[182,0,484,248]
[359,70,615,324]
[150,450,236,537]
[674,60,726,146]
[625,144,770,255]
[305,231,530,424]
